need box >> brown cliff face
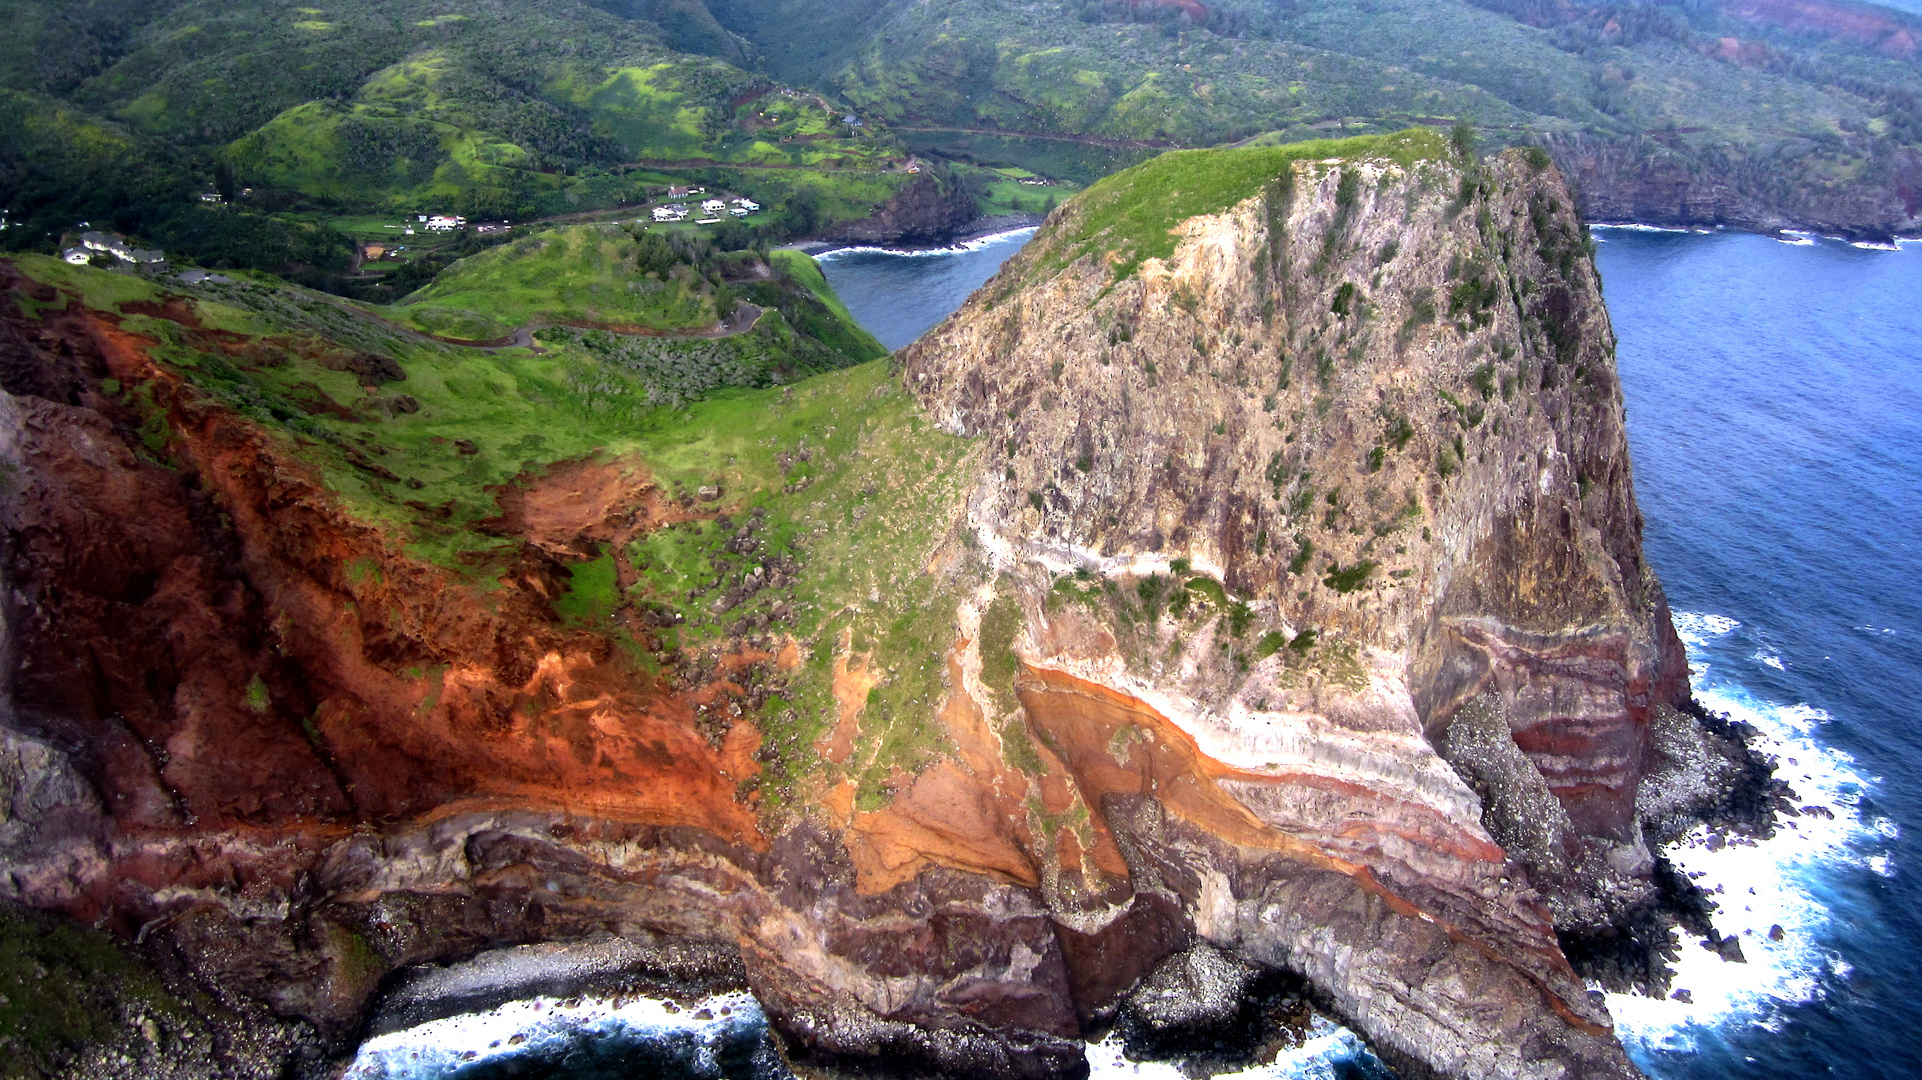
[0,138,1756,1080]
[906,146,1697,930]
[902,143,1752,1072]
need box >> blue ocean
[1591,228,1922,1080]
[346,228,1922,1080]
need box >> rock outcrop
[826,172,983,246]
[0,131,1760,1079]
[1546,131,1922,241]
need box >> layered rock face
[897,139,1729,1076]
[0,135,1754,1080]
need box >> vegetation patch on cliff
[1022,129,1446,283]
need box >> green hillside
[392,223,742,340]
[6,0,1918,318]
[12,239,883,541]
[702,0,1922,228]
[11,247,958,806]
[0,0,915,280]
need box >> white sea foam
[1850,240,1902,251]
[1583,220,1722,233]
[1776,231,1817,246]
[349,989,1387,1079]
[814,226,1038,260]
[1752,649,1786,670]
[1672,611,1741,642]
[1085,1017,1383,1079]
[1605,612,1882,1063]
[1590,223,1702,234]
[343,990,761,1079]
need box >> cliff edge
[0,132,1762,1079]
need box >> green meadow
[389,224,729,340]
[12,250,960,805]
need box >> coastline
[794,212,1043,258]
[795,214,1917,261]
[1587,219,1919,249]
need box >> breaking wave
[1609,612,1887,1073]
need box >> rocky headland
[0,130,1771,1078]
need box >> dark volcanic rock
[1546,131,1922,240]
[825,174,980,246]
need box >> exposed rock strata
[0,141,1760,1079]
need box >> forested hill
[3,0,1919,279]
[0,0,932,281]
[701,0,1922,237]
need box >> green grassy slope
[11,251,948,803]
[14,242,883,546]
[391,224,729,338]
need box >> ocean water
[812,228,1038,351]
[1592,228,1922,1079]
[349,229,1922,1078]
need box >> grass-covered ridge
[391,224,732,340]
[7,251,964,811]
[1030,128,1448,282]
[7,247,877,556]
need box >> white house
[701,199,726,214]
[79,231,165,264]
[62,247,90,264]
[732,198,760,212]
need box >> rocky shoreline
[796,212,1045,258]
[15,692,1787,1080]
[0,138,1790,1080]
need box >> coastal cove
[8,0,1922,1068]
[343,228,1922,1079]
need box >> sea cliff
[0,131,1765,1078]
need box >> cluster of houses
[649,190,760,226]
[377,215,509,238]
[62,230,165,267]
